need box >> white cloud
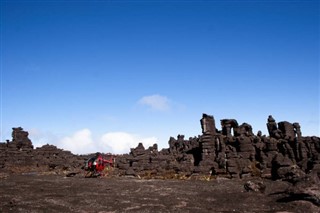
[28,128,59,148]
[100,132,157,154]
[138,94,170,111]
[59,129,96,154]
[28,128,158,155]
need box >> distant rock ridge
[0,127,84,173]
[0,114,319,180]
[116,113,320,180]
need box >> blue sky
[1,0,319,154]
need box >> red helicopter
[84,153,114,178]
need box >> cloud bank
[30,129,158,155]
[59,129,96,154]
[138,94,170,111]
[100,132,156,154]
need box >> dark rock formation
[11,127,33,149]
[0,127,84,173]
[244,180,266,193]
[200,113,217,135]
[0,114,319,182]
[114,114,320,180]
[279,171,320,207]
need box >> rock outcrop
[0,114,319,180]
[114,113,320,180]
[0,128,84,173]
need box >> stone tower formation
[1,113,319,179]
[117,113,320,179]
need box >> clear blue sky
[1,0,319,154]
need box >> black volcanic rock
[11,127,33,149]
[0,128,83,173]
[113,114,320,180]
[0,114,319,182]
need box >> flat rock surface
[0,174,318,213]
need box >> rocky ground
[0,173,319,213]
